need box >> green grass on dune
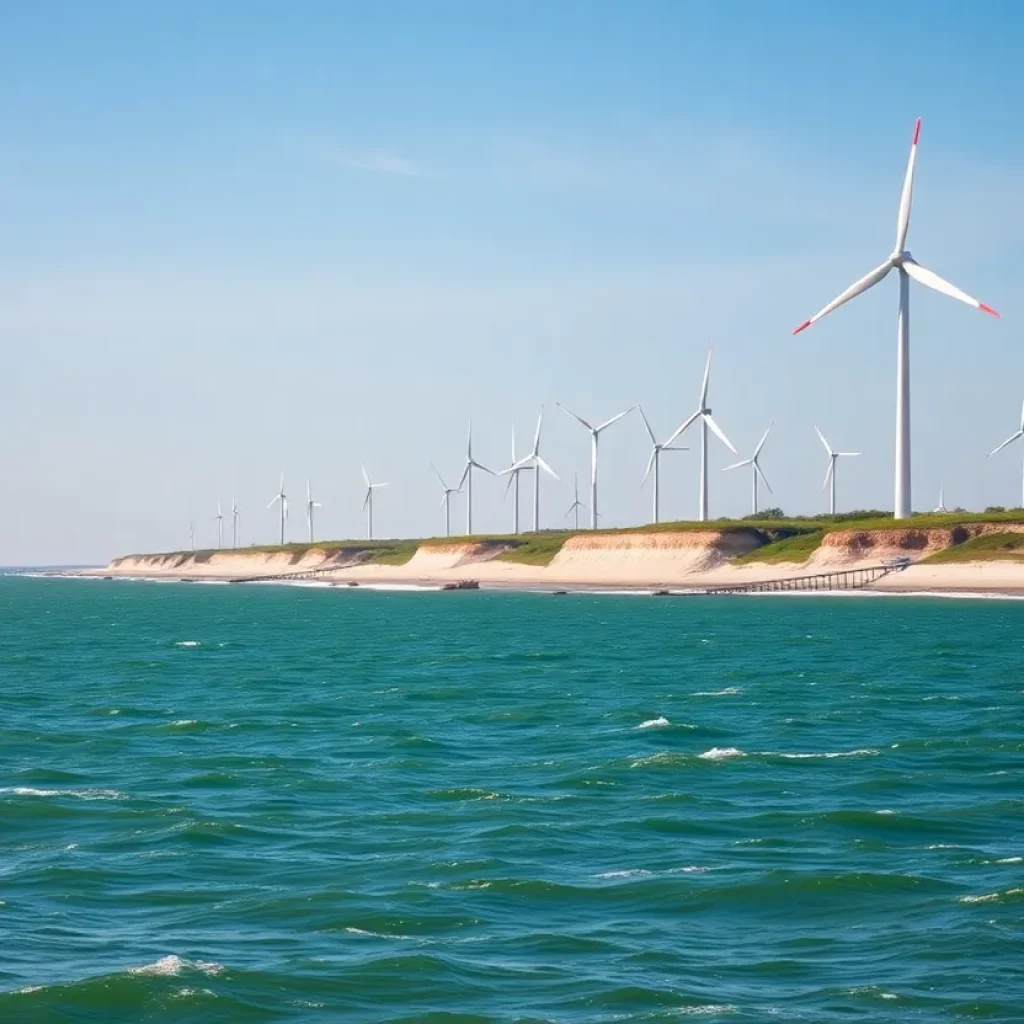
[734,532,824,565]
[922,533,1024,564]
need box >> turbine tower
[361,466,387,540]
[505,426,526,535]
[639,406,688,524]
[189,520,195,552]
[231,496,240,548]
[816,426,861,516]
[793,118,999,520]
[724,422,774,516]
[432,464,461,538]
[502,409,558,532]
[267,473,287,545]
[664,346,736,522]
[306,479,322,544]
[934,485,948,514]
[214,502,225,550]
[458,423,494,535]
[987,399,1024,508]
[557,403,633,528]
[565,473,589,531]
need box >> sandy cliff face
[811,523,1024,567]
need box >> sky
[2,0,1023,564]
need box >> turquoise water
[1,577,1022,1022]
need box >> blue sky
[2,1,1022,562]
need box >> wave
[0,787,128,800]
[699,747,747,761]
[128,955,224,977]
[692,687,743,696]
[958,888,1024,904]
[636,716,671,729]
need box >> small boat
[441,580,480,591]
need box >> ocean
[1,576,1022,1021]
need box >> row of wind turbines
[189,117,1010,549]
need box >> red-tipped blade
[979,303,1000,319]
[793,319,812,335]
[913,117,922,145]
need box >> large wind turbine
[557,403,633,528]
[816,426,861,516]
[724,422,774,516]
[231,496,240,548]
[664,346,736,522]
[504,426,527,535]
[793,118,999,520]
[306,480,322,544]
[361,466,387,540]
[267,474,287,545]
[432,464,460,537]
[639,406,688,524]
[458,423,494,536]
[987,399,1024,507]
[565,473,589,531]
[502,409,558,532]
[214,502,225,549]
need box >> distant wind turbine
[816,426,861,516]
[214,502,225,550]
[189,520,195,552]
[664,345,736,521]
[458,423,494,536]
[565,473,589,531]
[793,118,999,520]
[934,485,948,514]
[432,464,461,538]
[361,466,387,540]
[502,408,558,532]
[504,426,527,535]
[724,422,774,516]
[557,403,633,528]
[267,473,287,545]
[987,399,1024,507]
[639,406,688,524]
[306,479,322,544]
[231,496,240,548]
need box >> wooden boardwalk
[699,562,907,595]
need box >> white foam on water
[774,749,879,759]
[15,986,43,994]
[636,716,670,729]
[875,809,896,815]
[174,641,201,647]
[128,955,224,977]
[692,687,743,697]
[699,747,746,761]
[1,787,128,801]
[595,869,652,879]
[996,856,1023,864]
[671,1006,737,1016]
[170,720,199,727]
[345,926,413,939]
[959,887,1024,904]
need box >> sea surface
[1,576,1022,1022]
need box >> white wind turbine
[458,423,494,536]
[664,346,736,522]
[504,426,527,535]
[639,406,688,524]
[987,399,1024,507]
[724,422,774,516]
[502,409,558,532]
[933,485,948,514]
[793,118,999,520]
[231,496,240,548]
[306,479,322,544]
[213,502,225,550]
[816,426,861,516]
[189,520,195,552]
[557,403,633,528]
[432,464,461,538]
[267,473,287,545]
[565,473,589,531]
[361,466,387,540]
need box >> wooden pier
[699,561,907,595]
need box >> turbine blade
[895,117,921,254]
[988,431,1024,457]
[664,409,700,448]
[814,425,833,456]
[458,463,470,489]
[902,258,1000,318]
[823,459,835,489]
[638,405,657,445]
[361,465,370,487]
[266,496,279,509]
[703,414,737,453]
[471,460,496,476]
[753,420,774,458]
[793,260,893,334]
[838,452,862,458]
[723,458,753,471]
[754,460,774,495]
[439,493,447,510]
[536,455,559,480]
[556,402,593,432]
[504,471,515,499]
[532,409,543,454]
[641,447,657,486]
[699,345,713,407]
[431,463,448,490]
[663,446,689,452]
[595,407,633,432]
[362,490,370,510]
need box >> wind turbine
[458,423,494,536]
[504,426,527,535]
[502,409,558,532]
[565,473,589,531]
[214,502,225,549]
[432,464,460,537]
[724,422,774,516]
[664,346,736,521]
[361,466,387,540]
[934,485,948,514]
[306,479,322,544]
[987,399,1024,508]
[267,474,287,545]
[793,118,1000,520]
[639,406,688,524]
[816,426,861,516]
[189,520,195,552]
[557,403,633,528]
[231,496,240,548]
